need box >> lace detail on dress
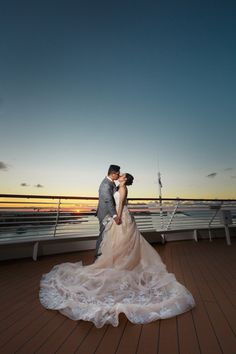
[39,191,195,328]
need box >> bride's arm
[117,186,127,219]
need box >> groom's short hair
[108,165,120,175]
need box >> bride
[39,173,195,328]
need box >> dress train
[39,192,195,328]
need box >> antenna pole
[158,171,165,243]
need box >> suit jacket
[96,177,117,224]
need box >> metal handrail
[1,193,236,202]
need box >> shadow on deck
[0,239,236,354]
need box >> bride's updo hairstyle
[125,173,134,186]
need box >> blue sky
[0,0,236,198]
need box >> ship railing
[0,194,235,259]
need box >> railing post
[166,200,180,231]
[159,197,164,230]
[208,228,212,242]
[193,229,198,242]
[224,225,231,246]
[33,241,39,261]
[158,196,166,243]
[53,198,61,237]
[208,202,222,242]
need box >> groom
[95,164,121,258]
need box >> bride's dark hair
[125,173,134,186]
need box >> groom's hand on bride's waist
[113,216,122,225]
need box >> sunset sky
[0,0,236,199]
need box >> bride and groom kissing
[95,164,134,259]
[39,164,195,328]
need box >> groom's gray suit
[95,177,117,256]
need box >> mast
[158,171,165,243]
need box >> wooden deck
[0,239,235,354]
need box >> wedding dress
[39,191,195,328]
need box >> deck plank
[181,242,223,354]
[114,320,142,354]
[172,243,201,354]
[74,324,108,354]
[136,322,159,354]
[177,312,200,354]
[0,239,235,354]
[95,314,127,354]
[0,312,57,353]
[56,321,93,353]
[0,303,48,349]
[205,301,236,354]
[0,298,39,333]
[158,318,179,354]
[16,313,66,354]
[35,318,78,354]
[191,245,236,334]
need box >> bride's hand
[114,216,122,225]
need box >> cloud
[231,176,236,179]
[224,168,234,171]
[206,173,217,178]
[0,161,8,170]
[21,183,45,188]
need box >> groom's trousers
[95,221,105,258]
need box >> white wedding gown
[39,192,195,328]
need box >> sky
[0,0,236,199]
